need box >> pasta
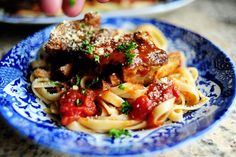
[30,13,208,136]
[134,24,168,50]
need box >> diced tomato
[146,79,180,128]
[147,79,179,104]
[59,89,97,125]
[129,78,180,121]
[129,95,154,120]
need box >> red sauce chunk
[129,95,154,120]
[59,89,97,125]
[147,78,179,104]
[129,78,179,120]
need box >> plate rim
[0,0,194,24]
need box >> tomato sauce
[129,79,179,120]
[147,80,179,104]
[129,95,154,120]
[59,89,97,125]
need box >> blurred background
[0,0,236,156]
[0,0,180,17]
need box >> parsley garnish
[108,129,131,138]
[103,53,110,58]
[75,75,81,86]
[80,23,86,29]
[75,99,82,106]
[94,55,100,63]
[86,30,94,36]
[121,101,132,115]
[117,42,137,52]
[81,89,87,95]
[86,31,91,35]
[117,43,126,51]
[117,42,138,65]
[86,77,99,88]
[125,52,135,65]
[69,0,76,7]
[118,84,125,90]
[82,40,94,54]
[50,81,61,87]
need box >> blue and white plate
[0,17,235,156]
[0,0,194,24]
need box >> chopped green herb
[82,40,89,46]
[94,55,100,63]
[103,53,110,58]
[108,129,131,138]
[81,89,87,95]
[93,77,99,84]
[86,31,91,35]
[117,43,126,51]
[117,42,138,52]
[129,42,138,49]
[82,40,94,54]
[75,75,81,86]
[124,51,135,65]
[80,23,86,29]
[121,101,132,115]
[86,77,99,88]
[117,42,138,65]
[118,84,125,90]
[87,46,94,54]
[69,0,76,7]
[86,30,94,36]
[75,99,82,106]
[50,81,60,87]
